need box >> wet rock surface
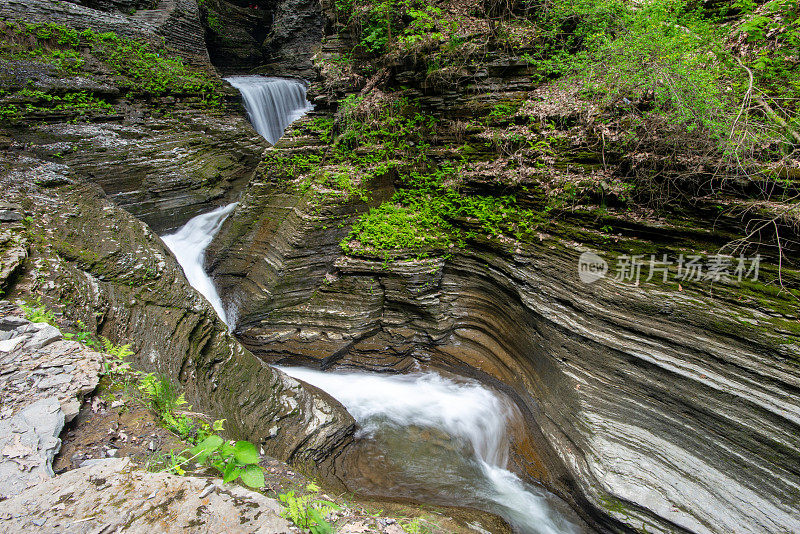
[207,107,800,533]
[0,457,293,533]
[2,2,798,532]
[30,112,266,234]
[0,155,357,482]
[201,0,323,78]
[0,0,210,63]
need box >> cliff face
[0,1,356,484]
[200,0,323,77]
[203,15,800,533]
[2,0,799,532]
[0,0,210,64]
[206,113,800,533]
[0,162,356,479]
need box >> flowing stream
[225,75,313,144]
[163,77,313,325]
[161,203,237,326]
[279,367,585,534]
[167,77,583,532]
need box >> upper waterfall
[225,76,313,145]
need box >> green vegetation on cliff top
[312,0,799,267]
[0,21,224,120]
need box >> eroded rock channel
[1,0,799,533]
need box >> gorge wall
[206,113,800,533]
[199,0,323,77]
[1,0,799,533]
[203,12,800,533]
[0,0,358,486]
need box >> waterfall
[161,203,237,326]
[225,76,313,145]
[278,367,583,534]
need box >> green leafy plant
[400,517,434,534]
[62,320,97,348]
[189,435,266,489]
[278,483,341,534]
[136,373,204,440]
[98,336,134,376]
[0,21,225,117]
[21,297,57,325]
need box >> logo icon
[578,252,607,284]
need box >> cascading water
[161,203,237,326]
[279,367,585,534]
[225,76,313,145]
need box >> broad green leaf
[189,434,223,462]
[233,440,260,464]
[222,460,238,483]
[219,441,235,458]
[239,465,265,489]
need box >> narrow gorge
[0,0,798,533]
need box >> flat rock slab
[0,458,293,533]
[0,303,104,498]
[0,397,64,498]
[0,306,103,422]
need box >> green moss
[0,88,115,120]
[0,21,224,114]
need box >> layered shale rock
[19,112,266,234]
[0,0,209,64]
[0,303,104,498]
[0,156,356,483]
[206,104,800,533]
[200,0,324,77]
[0,304,103,423]
[0,6,268,233]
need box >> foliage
[342,166,542,257]
[197,0,223,34]
[130,373,265,487]
[729,0,800,101]
[487,100,523,124]
[400,517,434,534]
[575,0,734,139]
[136,373,212,441]
[99,336,134,376]
[333,0,452,55]
[278,483,341,534]
[188,434,265,488]
[21,297,57,325]
[0,21,224,120]
[138,373,187,418]
[0,88,116,120]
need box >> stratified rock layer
[201,0,324,77]
[207,111,800,534]
[0,305,103,422]
[0,0,210,63]
[0,154,356,485]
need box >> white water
[162,203,237,326]
[225,76,313,145]
[279,368,582,534]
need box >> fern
[278,486,340,533]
